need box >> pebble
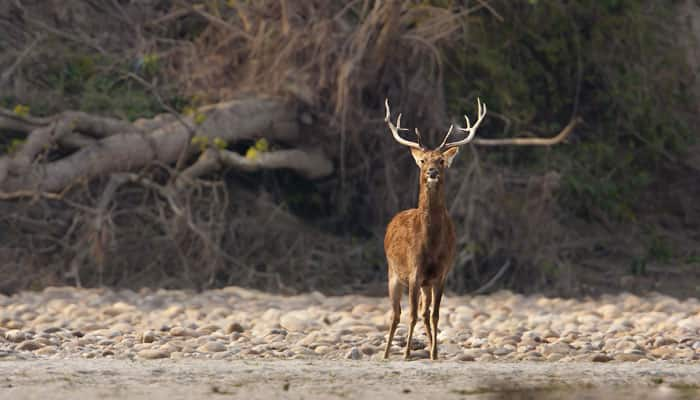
[591,354,613,363]
[345,347,362,360]
[35,346,57,356]
[359,344,377,355]
[198,341,227,353]
[140,330,157,343]
[543,342,572,355]
[0,287,697,362]
[226,322,245,334]
[16,340,44,351]
[614,350,646,362]
[170,327,197,337]
[137,349,170,359]
[5,329,27,342]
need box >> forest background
[0,0,699,298]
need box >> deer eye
[439,159,444,165]
[420,160,425,164]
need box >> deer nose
[427,168,439,179]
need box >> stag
[382,99,579,360]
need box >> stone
[411,349,430,359]
[345,347,362,360]
[542,342,572,355]
[198,342,227,353]
[359,344,377,355]
[170,327,197,337]
[653,337,678,347]
[5,330,27,342]
[493,347,513,356]
[163,305,184,318]
[226,322,245,334]
[137,349,170,359]
[140,330,157,343]
[17,340,44,351]
[615,350,646,362]
[35,346,57,356]
[591,354,613,362]
[280,312,316,332]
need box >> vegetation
[0,0,697,296]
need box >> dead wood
[0,98,334,194]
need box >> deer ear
[442,147,460,167]
[409,148,425,167]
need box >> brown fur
[383,147,459,360]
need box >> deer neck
[417,180,447,236]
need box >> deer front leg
[430,284,444,360]
[420,286,433,350]
[383,276,402,359]
[404,279,419,360]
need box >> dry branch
[178,147,333,189]
[472,117,583,146]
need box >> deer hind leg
[430,284,444,360]
[383,276,402,359]
[404,279,419,360]
[420,286,433,350]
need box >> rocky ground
[1,287,700,398]
[2,287,700,363]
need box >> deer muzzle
[427,167,439,183]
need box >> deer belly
[420,262,442,284]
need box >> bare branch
[472,259,511,295]
[219,148,333,178]
[472,117,582,146]
[177,147,333,189]
[0,34,42,86]
[0,107,50,133]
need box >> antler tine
[414,128,425,149]
[439,98,487,150]
[384,99,423,150]
[436,124,454,150]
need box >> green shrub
[444,0,695,221]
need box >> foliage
[444,0,696,221]
[13,104,30,117]
[245,138,269,160]
[26,49,170,120]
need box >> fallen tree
[0,98,333,196]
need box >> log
[0,98,334,194]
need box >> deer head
[384,98,487,190]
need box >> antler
[385,99,423,150]
[437,98,487,150]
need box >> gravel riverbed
[1,287,699,398]
[1,287,699,362]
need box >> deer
[382,98,580,360]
